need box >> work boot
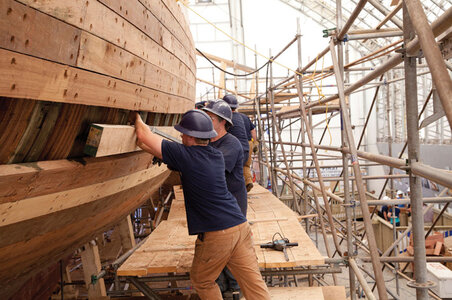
[246,183,253,192]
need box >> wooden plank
[99,0,196,73]
[0,49,194,113]
[0,177,168,290]
[322,286,346,300]
[268,287,324,300]
[0,151,153,205]
[38,103,87,161]
[145,0,195,62]
[84,124,180,157]
[21,102,62,163]
[116,215,136,252]
[0,98,36,163]
[0,0,80,65]
[17,0,196,83]
[80,242,107,298]
[0,164,167,226]
[7,101,56,163]
[77,32,194,99]
[119,184,324,276]
[0,171,170,249]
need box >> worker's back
[228,112,250,162]
[161,140,246,235]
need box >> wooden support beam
[116,215,136,253]
[196,50,255,73]
[84,124,180,157]
[80,242,107,299]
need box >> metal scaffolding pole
[295,77,343,256]
[404,0,452,131]
[330,39,388,299]
[403,3,429,298]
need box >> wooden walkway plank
[268,286,324,300]
[118,184,324,276]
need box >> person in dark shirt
[134,110,270,300]
[202,100,247,216]
[223,94,252,192]
[239,111,258,192]
[202,99,248,297]
[380,196,390,220]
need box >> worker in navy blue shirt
[202,100,247,298]
[202,100,247,216]
[223,95,249,166]
[239,110,258,192]
[134,110,270,300]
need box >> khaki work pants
[190,222,271,300]
[243,141,254,187]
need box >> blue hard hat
[222,94,238,109]
[202,100,233,126]
[174,109,217,139]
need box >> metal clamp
[406,280,436,289]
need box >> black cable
[196,48,271,77]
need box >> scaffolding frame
[214,3,452,300]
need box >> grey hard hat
[222,94,238,109]
[202,100,233,126]
[174,109,217,139]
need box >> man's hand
[134,112,163,159]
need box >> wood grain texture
[268,287,324,300]
[16,0,195,83]
[84,124,180,157]
[118,184,325,276]
[77,32,194,99]
[0,163,167,226]
[0,172,170,296]
[0,98,36,163]
[0,49,194,113]
[0,0,81,66]
[0,151,153,204]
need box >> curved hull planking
[0,0,195,297]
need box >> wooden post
[116,215,136,252]
[80,242,107,299]
[218,62,227,99]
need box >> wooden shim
[0,0,80,66]
[17,0,195,82]
[84,124,180,157]
[0,49,193,113]
[0,164,167,226]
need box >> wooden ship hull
[0,0,196,297]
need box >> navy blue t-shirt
[228,112,249,164]
[240,113,255,141]
[210,133,247,216]
[161,140,246,235]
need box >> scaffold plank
[118,184,324,276]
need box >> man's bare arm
[134,113,163,159]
